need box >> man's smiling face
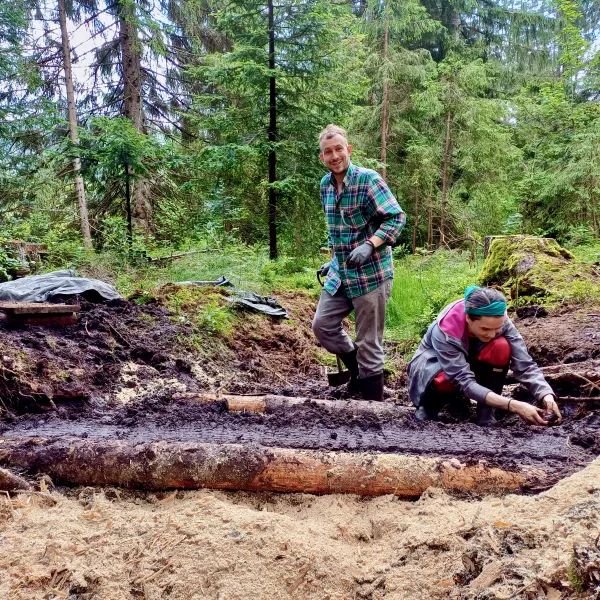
[320,134,352,176]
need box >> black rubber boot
[473,362,509,395]
[476,403,496,427]
[414,387,445,422]
[473,363,509,426]
[339,348,360,395]
[360,373,385,402]
[447,394,472,420]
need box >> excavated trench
[0,296,598,495]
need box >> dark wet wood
[558,396,600,403]
[0,302,81,314]
[172,392,409,416]
[0,437,547,497]
[0,467,32,492]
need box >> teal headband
[464,285,506,317]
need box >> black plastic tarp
[0,270,122,303]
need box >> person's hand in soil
[510,400,553,425]
[541,394,562,424]
[485,391,557,426]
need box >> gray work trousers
[312,279,393,378]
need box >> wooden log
[8,315,78,327]
[0,467,32,492]
[541,359,600,374]
[0,436,547,497]
[172,392,409,416]
[149,249,216,264]
[507,362,600,389]
[0,302,81,314]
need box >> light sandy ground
[0,458,599,600]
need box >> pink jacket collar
[439,299,468,342]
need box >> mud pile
[0,295,598,490]
[0,290,323,413]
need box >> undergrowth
[40,241,600,352]
[385,249,482,341]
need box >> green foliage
[193,301,235,337]
[163,287,236,338]
[185,0,365,256]
[2,0,600,260]
[567,555,586,594]
[0,242,24,282]
[570,241,600,264]
[79,117,163,182]
[385,250,482,339]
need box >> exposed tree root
[0,467,32,492]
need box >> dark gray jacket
[407,300,554,407]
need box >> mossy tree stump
[479,236,598,304]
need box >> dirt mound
[0,289,330,415]
[513,306,600,366]
[0,298,201,412]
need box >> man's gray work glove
[318,262,331,277]
[346,240,375,268]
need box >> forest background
[2,0,600,341]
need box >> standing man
[312,124,406,401]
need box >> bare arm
[485,391,562,425]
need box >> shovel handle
[336,355,343,372]
[317,271,324,287]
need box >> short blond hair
[319,124,349,148]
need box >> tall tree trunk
[119,2,153,233]
[591,175,598,237]
[268,0,277,259]
[412,192,420,253]
[440,111,452,248]
[58,0,92,250]
[125,163,133,249]
[380,7,390,181]
[427,194,434,249]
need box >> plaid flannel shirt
[320,163,406,298]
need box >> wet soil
[2,390,599,486]
[0,294,599,491]
[512,305,600,366]
[0,290,323,413]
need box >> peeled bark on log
[0,467,32,492]
[172,393,409,417]
[0,437,546,497]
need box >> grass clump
[71,245,323,299]
[385,250,482,341]
[152,285,237,340]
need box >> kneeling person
[407,286,562,426]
